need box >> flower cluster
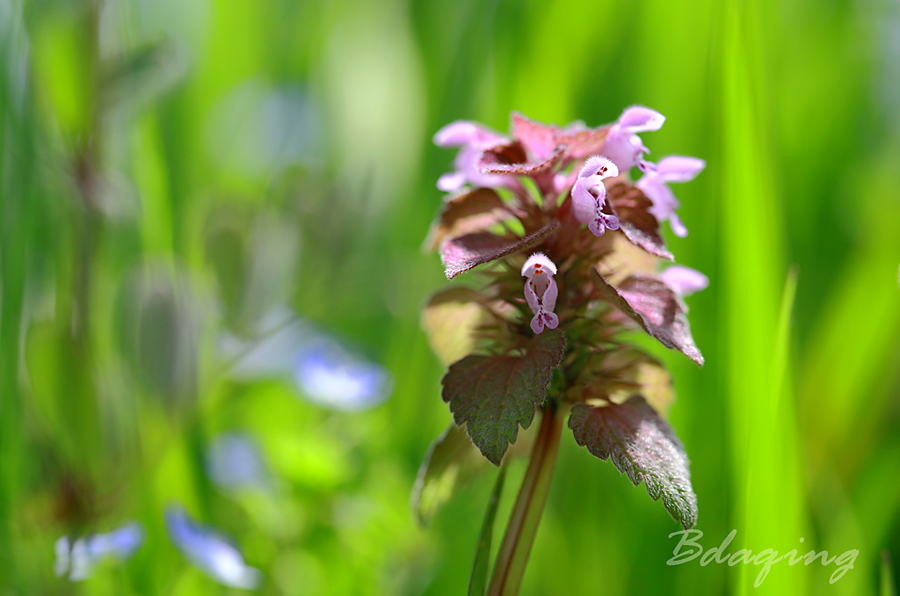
[418,107,709,532]
[429,106,706,337]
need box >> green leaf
[440,221,559,279]
[469,466,506,596]
[411,424,491,525]
[568,396,698,529]
[422,288,489,367]
[412,422,536,525]
[441,330,566,465]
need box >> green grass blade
[469,466,507,596]
[883,551,897,596]
[720,2,809,594]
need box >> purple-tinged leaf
[479,140,528,167]
[425,188,508,252]
[441,330,566,465]
[479,145,566,177]
[592,270,704,365]
[510,112,559,159]
[441,221,560,279]
[607,183,673,260]
[510,112,611,160]
[568,396,698,529]
[556,126,612,159]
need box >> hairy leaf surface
[441,330,566,464]
[425,188,508,252]
[593,270,704,365]
[568,396,697,529]
[479,145,565,177]
[607,183,673,260]
[441,222,559,279]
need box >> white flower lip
[578,155,619,180]
[521,252,557,277]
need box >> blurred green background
[2,0,900,594]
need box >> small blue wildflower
[207,433,269,491]
[294,339,392,411]
[165,505,262,589]
[54,522,145,581]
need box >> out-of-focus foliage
[0,0,899,594]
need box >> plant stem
[487,403,564,596]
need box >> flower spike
[424,109,710,588]
[571,156,620,237]
[521,253,559,334]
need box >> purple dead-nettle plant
[413,108,708,596]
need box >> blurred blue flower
[207,433,269,491]
[204,81,323,177]
[54,521,145,581]
[221,308,392,411]
[294,339,392,411]
[165,505,262,589]
[221,308,312,380]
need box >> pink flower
[433,121,511,192]
[602,106,665,171]
[521,253,559,334]
[571,156,620,237]
[637,156,705,237]
[660,265,709,297]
